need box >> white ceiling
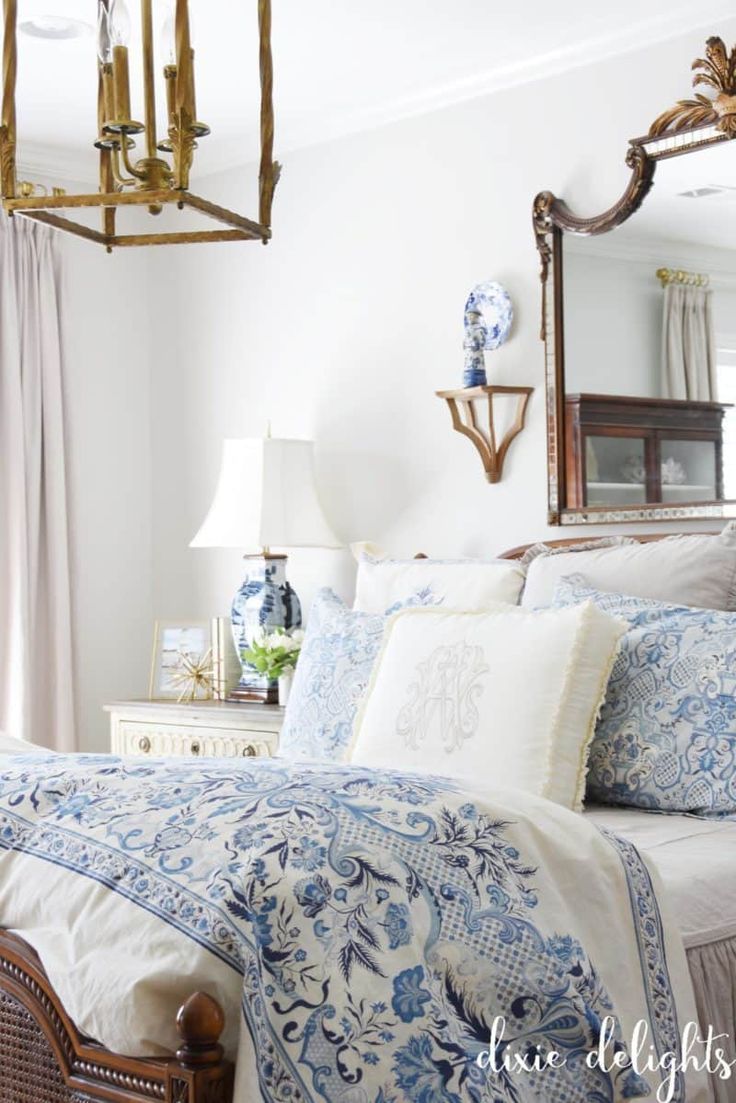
[10,0,736,181]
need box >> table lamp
[191,436,341,702]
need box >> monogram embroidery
[397,643,489,753]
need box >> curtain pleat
[662,283,718,402]
[0,215,75,750]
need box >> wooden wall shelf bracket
[436,385,534,483]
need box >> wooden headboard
[498,532,717,560]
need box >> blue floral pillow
[278,589,388,762]
[554,575,736,815]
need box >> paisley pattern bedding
[554,577,736,814]
[0,754,700,1102]
[278,588,391,762]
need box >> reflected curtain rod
[656,266,710,288]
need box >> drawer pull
[190,741,201,756]
[138,736,151,754]
[242,744,257,757]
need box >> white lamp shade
[190,438,342,550]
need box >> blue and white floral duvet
[0,753,707,1103]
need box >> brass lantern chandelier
[0,0,280,250]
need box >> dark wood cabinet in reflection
[564,394,730,509]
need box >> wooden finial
[175,992,226,1069]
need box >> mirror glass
[562,140,736,511]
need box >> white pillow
[349,603,625,811]
[521,524,736,611]
[353,552,525,613]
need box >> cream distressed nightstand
[105,700,284,759]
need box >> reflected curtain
[0,215,75,750]
[661,283,717,401]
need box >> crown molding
[565,233,736,288]
[208,3,736,172]
[565,232,736,268]
[16,142,93,186]
[16,4,736,184]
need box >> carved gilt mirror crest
[534,36,736,525]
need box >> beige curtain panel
[0,215,75,751]
[661,282,718,402]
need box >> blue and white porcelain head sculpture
[463,281,513,388]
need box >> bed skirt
[688,937,736,1102]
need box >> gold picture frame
[148,618,240,702]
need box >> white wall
[60,235,153,751]
[564,249,661,397]
[143,23,736,632]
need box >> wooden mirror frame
[533,36,736,525]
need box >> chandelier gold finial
[0,0,279,251]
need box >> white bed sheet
[586,806,736,949]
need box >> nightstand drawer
[114,721,275,758]
[106,701,284,759]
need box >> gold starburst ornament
[168,648,215,703]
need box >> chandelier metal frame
[0,0,279,251]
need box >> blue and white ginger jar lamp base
[229,554,302,704]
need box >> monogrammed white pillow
[353,553,525,614]
[349,603,625,811]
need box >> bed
[502,532,736,1103]
[587,807,736,1103]
[0,532,731,1103]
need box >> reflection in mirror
[563,139,736,511]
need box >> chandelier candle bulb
[96,5,116,139]
[160,8,176,67]
[108,0,131,47]
[96,0,111,64]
